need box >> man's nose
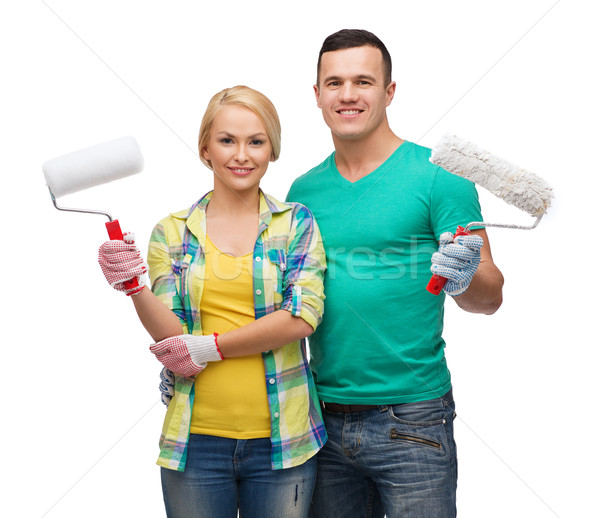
[339,82,359,102]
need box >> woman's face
[202,105,273,195]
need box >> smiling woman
[202,105,273,211]
[96,85,328,518]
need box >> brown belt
[321,402,381,413]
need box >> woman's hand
[150,334,223,377]
[98,232,147,296]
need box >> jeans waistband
[321,389,454,414]
[321,402,380,414]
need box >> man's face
[314,45,395,142]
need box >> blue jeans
[161,434,317,518]
[310,390,457,518]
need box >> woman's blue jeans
[310,390,458,518]
[161,434,317,518]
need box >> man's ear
[313,84,321,108]
[385,81,397,107]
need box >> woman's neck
[205,184,261,256]
[208,184,261,218]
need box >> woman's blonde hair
[198,85,281,170]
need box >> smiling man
[287,29,504,517]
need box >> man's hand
[159,367,174,406]
[431,233,483,297]
[149,334,223,377]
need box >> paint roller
[43,136,144,291]
[426,134,554,295]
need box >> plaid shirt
[148,191,327,471]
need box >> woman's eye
[250,139,265,146]
[219,138,233,144]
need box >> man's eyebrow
[322,74,378,83]
[355,74,378,83]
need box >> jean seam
[366,478,375,518]
[233,439,253,472]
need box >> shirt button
[255,256,261,262]
[274,412,280,418]
[256,289,262,295]
[269,378,275,384]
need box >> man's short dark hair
[316,29,392,86]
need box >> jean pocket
[389,429,442,450]
[386,402,447,427]
[386,403,455,453]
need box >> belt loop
[442,388,454,407]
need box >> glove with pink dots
[149,334,224,378]
[98,232,147,296]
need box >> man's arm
[452,228,504,315]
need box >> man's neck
[332,126,404,183]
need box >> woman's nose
[234,144,248,162]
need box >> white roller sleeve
[429,134,553,217]
[43,136,144,198]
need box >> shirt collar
[175,189,292,238]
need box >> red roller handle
[105,219,139,292]
[426,226,470,295]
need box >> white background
[2,1,598,517]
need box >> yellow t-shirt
[190,235,271,438]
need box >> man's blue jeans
[310,390,457,518]
[161,434,317,518]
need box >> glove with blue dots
[159,367,175,406]
[431,232,484,297]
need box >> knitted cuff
[186,334,223,364]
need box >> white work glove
[98,232,147,295]
[430,232,483,296]
[149,334,224,378]
[159,367,175,406]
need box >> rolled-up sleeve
[147,222,188,333]
[280,204,326,330]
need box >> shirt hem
[188,429,272,440]
[317,382,452,405]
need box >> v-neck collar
[329,142,409,188]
